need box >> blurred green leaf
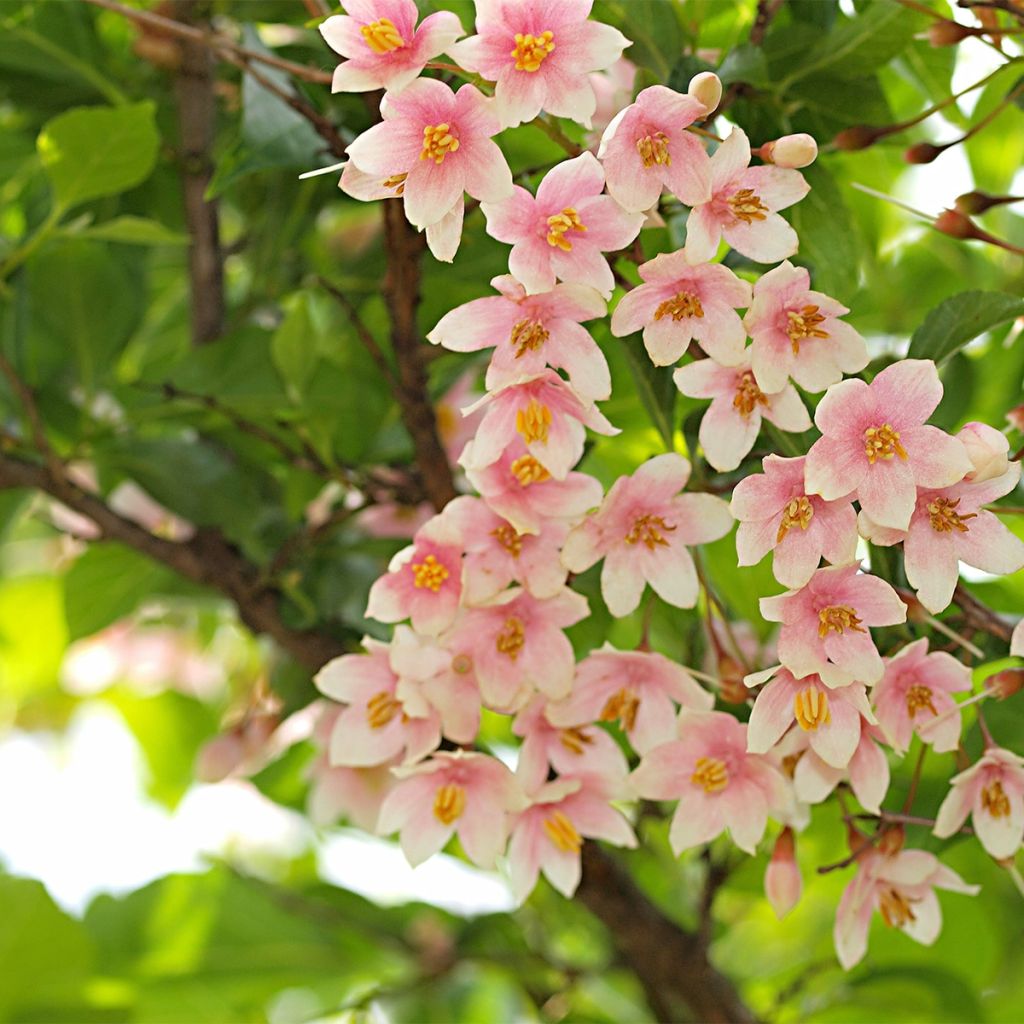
[272,294,319,397]
[907,290,1024,363]
[73,215,189,246]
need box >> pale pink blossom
[731,454,858,589]
[872,639,971,754]
[428,274,610,402]
[561,453,732,617]
[673,357,812,473]
[833,846,979,970]
[686,127,809,263]
[586,56,637,147]
[321,0,463,94]
[958,421,1010,484]
[482,152,644,297]
[791,720,891,815]
[610,248,751,367]
[631,710,791,854]
[507,775,636,902]
[765,827,802,919]
[934,746,1024,859]
[357,502,434,539]
[346,78,512,230]
[597,85,712,212]
[546,644,713,754]
[743,260,868,394]
[805,359,973,532]
[378,750,527,867]
[759,563,907,688]
[436,367,486,463]
[448,0,630,128]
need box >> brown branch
[954,582,1014,643]
[750,0,785,45]
[0,350,63,479]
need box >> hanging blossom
[587,56,637,147]
[449,0,631,128]
[765,827,802,919]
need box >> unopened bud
[688,71,722,116]
[832,125,882,151]
[957,421,1010,483]
[877,824,905,856]
[195,731,246,783]
[904,141,944,164]
[1006,404,1024,433]
[718,655,748,704]
[765,827,802,919]
[928,19,974,46]
[956,190,1000,215]
[934,208,979,239]
[761,133,818,168]
[986,668,1024,700]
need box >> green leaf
[907,290,1024,364]
[272,293,319,396]
[0,575,68,701]
[616,334,676,450]
[74,215,189,246]
[37,101,160,213]
[717,44,771,89]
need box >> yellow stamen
[818,604,866,638]
[411,553,449,592]
[366,690,402,729]
[733,371,768,419]
[786,305,829,354]
[776,496,814,543]
[793,686,831,731]
[559,726,594,755]
[691,756,729,793]
[510,454,551,487]
[879,888,918,928]
[624,513,676,550]
[654,290,704,322]
[516,398,552,444]
[927,496,976,534]
[491,523,523,557]
[863,424,907,464]
[433,782,466,825]
[511,30,555,72]
[360,17,405,54]
[728,187,768,223]
[420,123,460,165]
[636,131,671,167]
[543,810,582,852]
[382,172,408,195]
[600,688,640,732]
[546,207,586,251]
[982,779,1011,818]
[496,616,526,660]
[905,683,937,717]
[510,318,549,357]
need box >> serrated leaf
[74,216,189,246]
[907,290,1024,363]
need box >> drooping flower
[448,0,630,128]
[743,260,868,394]
[759,563,907,688]
[435,367,486,463]
[378,750,527,867]
[631,710,791,855]
[731,454,858,589]
[804,359,973,532]
[427,274,611,402]
[481,151,645,298]
[587,56,637,147]
[673,357,812,473]
[871,639,971,754]
[791,719,891,815]
[346,78,513,231]
[597,84,712,212]
[609,247,751,367]
[934,746,1024,859]
[685,127,809,263]
[547,644,713,754]
[561,453,733,617]
[765,827,802,919]
[321,0,464,94]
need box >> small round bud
[928,19,973,46]
[957,421,1010,483]
[986,669,1024,700]
[956,190,999,215]
[765,828,802,919]
[934,208,978,239]
[904,141,944,164]
[688,71,722,115]
[1006,404,1024,433]
[832,125,882,151]
[761,133,818,168]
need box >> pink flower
[765,827,802,919]
[365,512,463,635]
[482,152,644,298]
[321,0,464,94]
[686,127,809,263]
[428,274,611,402]
[356,502,434,539]
[791,720,891,815]
[859,463,1024,614]
[631,710,791,854]
[507,775,636,902]
[673,357,812,473]
[610,247,751,367]
[378,750,527,867]
[934,746,1024,859]
[436,368,486,463]
[759,563,907,687]
[461,439,603,535]
[461,369,618,480]
[448,0,630,128]
[587,56,637,147]
[444,586,590,710]
[743,260,868,394]
[561,453,733,617]
[731,455,858,589]
[872,639,971,754]
[597,85,712,212]
[833,846,979,970]
[805,359,973,532]
[547,644,713,754]
[346,78,512,230]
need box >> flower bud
[688,71,722,115]
[986,668,1024,700]
[765,828,802,918]
[760,133,818,168]
[195,731,246,783]
[957,421,1010,483]
[877,824,905,856]
[832,125,882,151]
[934,208,978,239]
[928,19,973,46]
[717,655,748,704]
[904,141,944,164]
[955,190,1007,215]
[1006,404,1024,433]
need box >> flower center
[691,756,729,793]
[927,496,976,534]
[366,690,403,729]
[496,615,526,660]
[793,685,831,731]
[543,810,582,852]
[559,726,594,755]
[733,371,768,419]
[654,290,704,321]
[982,779,1011,818]
[546,207,586,251]
[786,305,829,354]
[510,318,549,357]
[420,123,460,165]
[511,30,555,72]
[879,888,918,929]
[510,454,551,487]
[625,513,676,550]
[776,496,814,543]
[817,604,866,638]
[515,398,552,444]
[905,683,937,717]
[636,130,671,167]
[411,553,449,591]
[361,17,405,53]
[382,172,407,195]
[491,523,523,557]
[599,688,640,731]
[433,782,466,825]
[863,424,907,464]
[728,187,768,223]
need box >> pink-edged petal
[805,437,867,502]
[904,426,973,489]
[697,397,760,473]
[856,459,917,532]
[870,359,943,427]
[904,520,960,614]
[956,511,1024,575]
[668,791,726,854]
